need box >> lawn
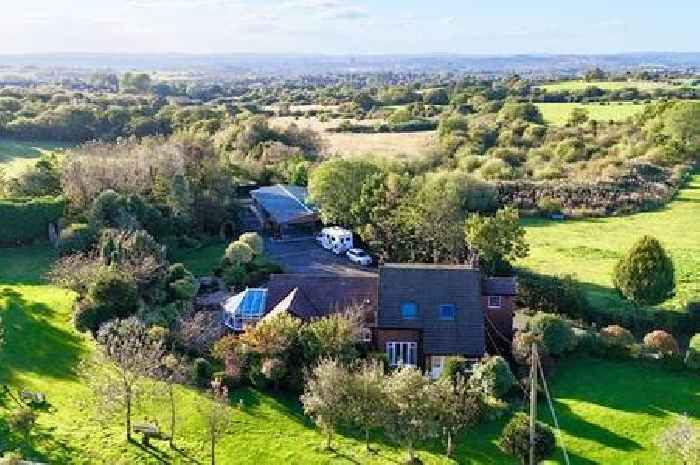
[535,102,647,125]
[1,244,699,463]
[169,240,228,276]
[536,80,689,92]
[519,173,700,314]
[0,139,70,176]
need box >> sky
[0,0,698,55]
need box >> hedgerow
[0,196,65,246]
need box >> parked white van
[316,227,353,255]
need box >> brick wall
[374,328,422,367]
[482,295,515,355]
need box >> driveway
[265,237,376,277]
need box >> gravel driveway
[265,237,376,276]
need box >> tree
[198,378,233,465]
[465,206,529,275]
[7,407,38,444]
[468,356,516,399]
[308,158,381,227]
[613,235,675,305]
[155,353,191,448]
[383,366,440,465]
[301,310,362,364]
[657,414,700,465]
[499,412,556,465]
[301,358,352,450]
[527,313,575,356]
[224,240,254,266]
[685,333,700,370]
[348,360,387,452]
[567,107,589,126]
[238,232,264,256]
[434,375,483,457]
[82,317,164,442]
[79,268,139,333]
[241,312,301,358]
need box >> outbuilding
[250,184,319,238]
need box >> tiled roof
[483,277,517,296]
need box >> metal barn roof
[251,185,318,225]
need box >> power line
[537,350,571,465]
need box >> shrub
[438,356,470,383]
[0,196,65,246]
[193,357,213,386]
[224,240,254,266]
[498,412,556,465]
[238,232,264,255]
[261,357,287,385]
[613,235,675,305]
[79,269,139,332]
[536,197,563,216]
[600,325,635,347]
[642,330,680,355]
[512,331,548,366]
[469,356,516,399]
[527,312,575,356]
[516,271,586,319]
[685,333,700,370]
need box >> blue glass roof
[223,288,267,318]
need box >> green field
[519,173,700,313]
[2,243,700,464]
[0,139,69,176]
[535,102,647,125]
[536,80,690,92]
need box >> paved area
[265,237,376,276]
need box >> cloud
[282,0,369,20]
[324,7,369,20]
[442,16,457,25]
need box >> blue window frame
[401,302,417,320]
[439,304,456,320]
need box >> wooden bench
[133,423,162,446]
[19,390,46,406]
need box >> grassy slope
[0,139,69,176]
[535,102,646,125]
[519,173,700,313]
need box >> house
[250,185,320,237]
[222,264,516,379]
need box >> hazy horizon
[1,0,699,56]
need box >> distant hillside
[0,52,699,74]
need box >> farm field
[519,173,700,314]
[271,116,438,160]
[0,139,69,176]
[535,102,647,125]
[2,244,699,464]
[536,80,694,92]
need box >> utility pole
[529,343,539,465]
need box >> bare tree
[81,317,164,442]
[155,352,191,448]
[198,378,233,465]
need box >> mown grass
[0,139,70,176]
[519,173,700,314]
[536,80,689,92]
[169,240,228,276]
[1,230,699,463]
[535,102,647,125]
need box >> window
[401,302,418,320]
[439,304,456,320]
[488,295,502,309]
[386,342,417,367]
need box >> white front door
[430,356,445,379]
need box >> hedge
[0,196,65,246]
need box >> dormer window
[487,295,502,309]
[401,302,417,320]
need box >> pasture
[536,80,688,92]
[271,116,438,160]
[0,139,69,176]
[535,102,647,125]
[519,173,700,314]
[1,244,699,464]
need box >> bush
[600,325,635,347]
[469,356,516,399]
[79,269,139,332]
[527,312,575,356]
[498,412,555,465]
[238,232,264,255]
[193,357,213,386]
[685,333,700,370]
[0,196,65,246]
[438,356,470,383]
[516,271,586,319]
[613,235,675,305]
[512,331,548,366]
[642,330,680,355]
